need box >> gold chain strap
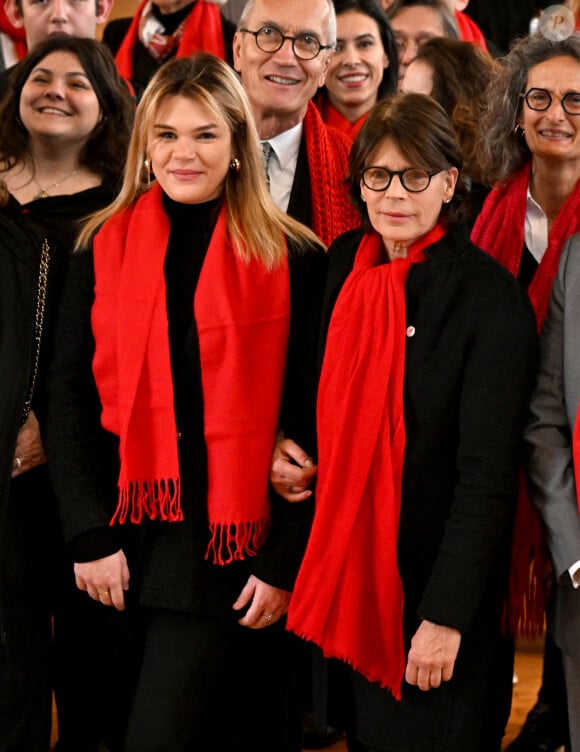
[22,238,50,423]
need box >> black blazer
[322,224,538,637]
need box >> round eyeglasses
[239,26,333,61]
[520,87,580,116]
[360,166,441,193]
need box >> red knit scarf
[115,0,226,81]
[316,94,369,140]
[0,6,26,60]
[303,100,361,246]
[455,10,488,52]
[91,184,290,564]
[288,224,444,697]
[472,162,580,636]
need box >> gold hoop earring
[513,123,525,137]
[230,158,241,173]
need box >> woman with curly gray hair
[471,29,580,752]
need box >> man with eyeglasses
[233,0,359,247]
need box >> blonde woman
[47,53,325,752]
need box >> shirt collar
[266,122,303,171]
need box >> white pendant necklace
[33,169,79,200]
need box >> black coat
[0,216,52,604]
[47,206,327,616]
[321,224,538,751]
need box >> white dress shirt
[262,122,303,212]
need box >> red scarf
[472,162,580,636]
[472,162,580,331]
[303,100,361,246]
[316,94,369,140]
[0,6,27,60]
[115,0,226,81]
[288,224,444,697]
[91,184,290,564]
[455,10,488,52]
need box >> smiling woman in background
[0,35,133,752]
[471,29,580,752]
[315,0,398,138]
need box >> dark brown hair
[348,92,467,228]
[412,37,496,184]
[0,36,134,187]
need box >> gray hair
[238,0,337,48]
[479,32,580,184]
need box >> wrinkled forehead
[246,0,331,39]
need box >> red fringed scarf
[0,6,27,61]
[91,184,290,564]
[455,10,488,52]
[303,100,360,246]
[115,0,226,81]
[315,94,369,140]
[472,162,580,637]
[288,224,444,697]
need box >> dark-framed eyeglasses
[360,166,441,193]
[520,87,580,116]
[239,25,333,60]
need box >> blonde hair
[77,54,321,265]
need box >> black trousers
[0,469,59,752]
[124,608,303,752]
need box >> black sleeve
[418,274,538,632]
[250,240,328,590]
[46,247,122,560]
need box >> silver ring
[15,457,22,470]
[263,614,274,621]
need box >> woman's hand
[270,437,317,502]
[232,574,291,629]
[74,550,130,611]
[12,410,47,477]
[405,619,461,691]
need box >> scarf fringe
[111,478,183,525]
[206,519,269,565]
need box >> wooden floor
[49,641,546,750]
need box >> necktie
[261,141,273,190]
